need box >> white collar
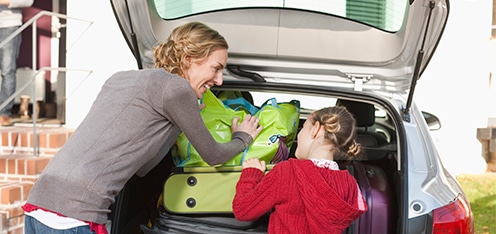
[310,158,339,170]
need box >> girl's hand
[242,158,266,172]
[231,115,263,140]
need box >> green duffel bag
[172,89,300,167]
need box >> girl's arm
[232,163,283,221]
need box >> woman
[23,21,262,234]
[233,106,367,234]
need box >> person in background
[23,21,263,234]
[0,0,33,126]
[233,106,367,234]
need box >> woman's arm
[162,77,260,165]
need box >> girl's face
[185,48,228,99]
[295,118,316,160]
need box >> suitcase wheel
[186,197,196,208]
[187,176,197,186]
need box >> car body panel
[111,0,449,95]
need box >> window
[153,0,408,32]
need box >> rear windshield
[153,0,408,32]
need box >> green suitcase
[163,165,274,214]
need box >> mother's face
[184,48,228,99]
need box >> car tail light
[432,194,474,234]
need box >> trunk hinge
[402,0,435,122]
[347,74,372,92]
[125,0,143,69]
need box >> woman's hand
[242,158,266,172]
[231,114,263,140]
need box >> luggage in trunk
[340,160,395,234]
[143,161,394,233]
[141,166,271,233]
[162,166,273,214]
[140,212,268,234]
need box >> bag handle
[222,98,259,115]
[175,142,193,167]
[261,98,278,107]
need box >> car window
[250,91,389,118]
[153,0,408,32]
[250,91,335,112]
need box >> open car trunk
[109,81,403,234]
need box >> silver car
[110,0,474,233]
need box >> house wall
[416,0,491,175]
[63,0,491,175]
[65,0,135,127]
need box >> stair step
[1,126,74,156]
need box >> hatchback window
[153,0,408,32]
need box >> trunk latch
[346,74,372,91]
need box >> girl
[233,106,367,234]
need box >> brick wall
[0,126,73,233]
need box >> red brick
[12,132,20,148]
[0,158,6,174]
[49,133,68,148]
[15,158,24,175]
[7,160,16,175]
[21,183,32,201]
[37,133,47,149]
[26,157,50,175]
[0,185,21,205]
[19,133,29,148]
[1,132,8,148]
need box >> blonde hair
[153,21,228,77]
[310,106,362,158]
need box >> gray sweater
[26,69,253,224]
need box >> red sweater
[233,158,367,234]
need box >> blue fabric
[0,25,21,116]
[222,97,259,115]
[24,215,95,234]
